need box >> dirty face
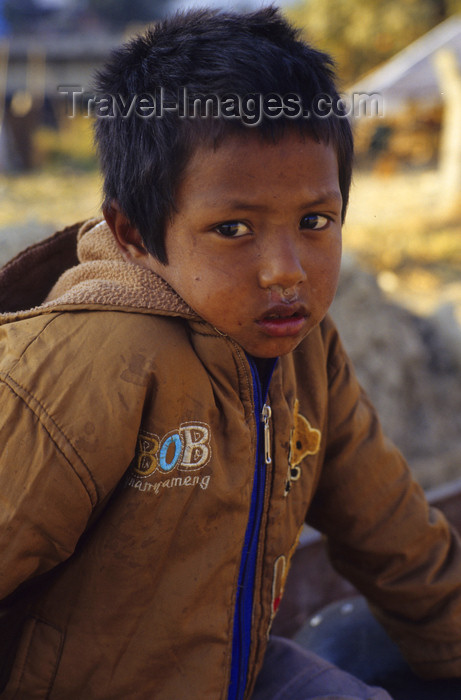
[144,131,343,358]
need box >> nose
[257,235,307,291]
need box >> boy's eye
[214,221,251,238]
[300,214,329,230]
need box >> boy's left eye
[299,214,330,230]
[214,221,251,238]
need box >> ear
[103,201,148,264]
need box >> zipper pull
[261,404,272,465]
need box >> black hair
[94,6,354,263]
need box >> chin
[248,337,305,359]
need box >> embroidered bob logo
[131,422,211,478]
[284,399,321,496]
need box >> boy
[0,7,461,699]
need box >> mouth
[256,304,309,338]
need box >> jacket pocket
[2,616,64,699]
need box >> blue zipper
[228,356,276,700]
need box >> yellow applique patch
[271,555,287,620]
[268,527,304,635]
[285,399,321,496]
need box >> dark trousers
[252,634,391,699]
[252,597,461,699]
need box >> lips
[260,303,306,319]
[256,303,309,337]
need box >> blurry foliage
[286,0,461,84]
[34,116,97,171]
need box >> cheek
[185,276,233,321]
[309,241,341,278]
[308,249,341,309]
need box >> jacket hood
[0,219,198,323]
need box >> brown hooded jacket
[1,220,461,699]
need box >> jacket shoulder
[0,310,190,497]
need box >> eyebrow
[217,191,342,211]
[303,191,343,208]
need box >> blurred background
[0,0,460,489]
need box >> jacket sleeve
[0,379,96,601]
[306,323,461,679]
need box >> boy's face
[134,131,342,358]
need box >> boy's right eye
[214,221,251,238]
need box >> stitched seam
[13,617,64,700]
[13,617,36,699]
[42,618,64,700]
[204,334,257,695]
[230,342,254,407]
[189,328,255,414]
[2,314,62,374]
[189,327,221,338]
[229,341,255,693]
[326,343,348,388]
[0,375,99,506]
[230,338,268,698]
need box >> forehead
[175,131,341,212]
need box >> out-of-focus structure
[0,0,171,171]
[349,15,461,112]
[347,14,461,213]
[0,34,121,170]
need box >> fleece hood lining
[0,219,198,322]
